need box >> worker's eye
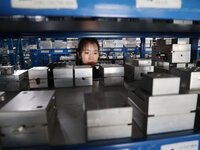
[94,52,98,55]
[85,52,89,54]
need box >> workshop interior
[1,0,200,150]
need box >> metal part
[74,65,92,86]
[0,66,14,75]
[132,59,152,66]
[141,73,180,95]
[128,90,197,135]
[84,92,132,141]
[125,63,154,80]
[0,91,5,108]
[28,67,48,88]
[0,70,28,91]
[100,64,124,86]
[0,90,56,148]
[171,67,200,90]
[53,66,73,88]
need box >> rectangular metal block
[133,66,154,80]
[169,51,191,63]
[75,77,92,86]
[0,70,28,81]
[29,79,48,88]
[87,125,132,141]
[132,59,152,66]
[104,77,124,86]
[141,73,180,95]
[128,90,197,116]
[0,79,29,91]
[172,44,191,51]
[74,65,92,78]
[28,67,48,79]
[129,98,196,135]
[84,92,132,141]
[100,64,124,77]
[171,67,200,90]
[0,66,14,75]
[53,66,73,79]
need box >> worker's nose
[88,53,94,60]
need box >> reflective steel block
[84,92,132,141]
[28,67,48,88]
[141,73,180,95]
[132,59,152,66]
[74,65,92,86]
[53,66,73,88]
[0,90,56,148]
[0,91,5,108]
[171,67,200,90]
[128,90,197,135]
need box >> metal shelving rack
[1,0,200,149]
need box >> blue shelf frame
[1,0,200,21]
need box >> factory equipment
[53,65,73,88]
[0,90,57,148]
[84,92,132,141]
[28,67,48,88]
[124,59,154,80]
[128,73,197,135]
[0,66,14,75]
[100,64,124,86]
[0,70,29,91]
[74,65,92,86]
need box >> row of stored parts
[1,72,200,148]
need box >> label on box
[136,0,181,8]
[41,50,49,53]
[68,49,76,52]
[161,140,198,150]
[11,0,78,9]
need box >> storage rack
[1,0,200,149]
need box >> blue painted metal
[141,38,145,58]
[19,39,26,69]
[1,0,200,21]
[7,38,15,65]
[11,130,200,150]
[191,38,199,60]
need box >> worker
[76,38,100,66]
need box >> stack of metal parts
[124,59,154,80]
[128,73,197,135]
[53,65,73,88]
[0,90,57,148]
[0,69,29,91]
[28,67,48,88]
[0,91,5,108]
[171,67,200,129]
[84,92,132,141]
[100,64,124,86]
[0,66,14,75]
[74,65,92,86]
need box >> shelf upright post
[7,38,15,65]
[141,37,145,58]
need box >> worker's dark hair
[76,38,100,65]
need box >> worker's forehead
[83,42,98,50]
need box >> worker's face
[80,42,99,65]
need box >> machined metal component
[28,67,48,88]
[74,65,92,86]
[100,64,124,86]
[84,92,132,141]
[128,90,197,135]
[132,59,152,66]
[141,73,180,95]
[0,91,6,108]
[0,66,14,75]
[171,67,200,90]
[53,66,73,88]
[0,70,29,91]
[0,90,57,148]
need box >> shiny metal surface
[172,67,200,90]
[75,77,92,86]
[100,64,124,77]
[54,79,73,88]
[28,67,48,79]
[141,73,180,95]
[84,92,132,141]
[0,70,28,81]
[0,66,14,75]
[0,90,56,148]
[132,59,152,66]
[129,96,196,135]
[74,65,92,78]
[128,90,197,116]
[29,79,48,88]
[169,51,191,63]
[0,91,5,107]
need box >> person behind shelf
[76,38,100,66]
